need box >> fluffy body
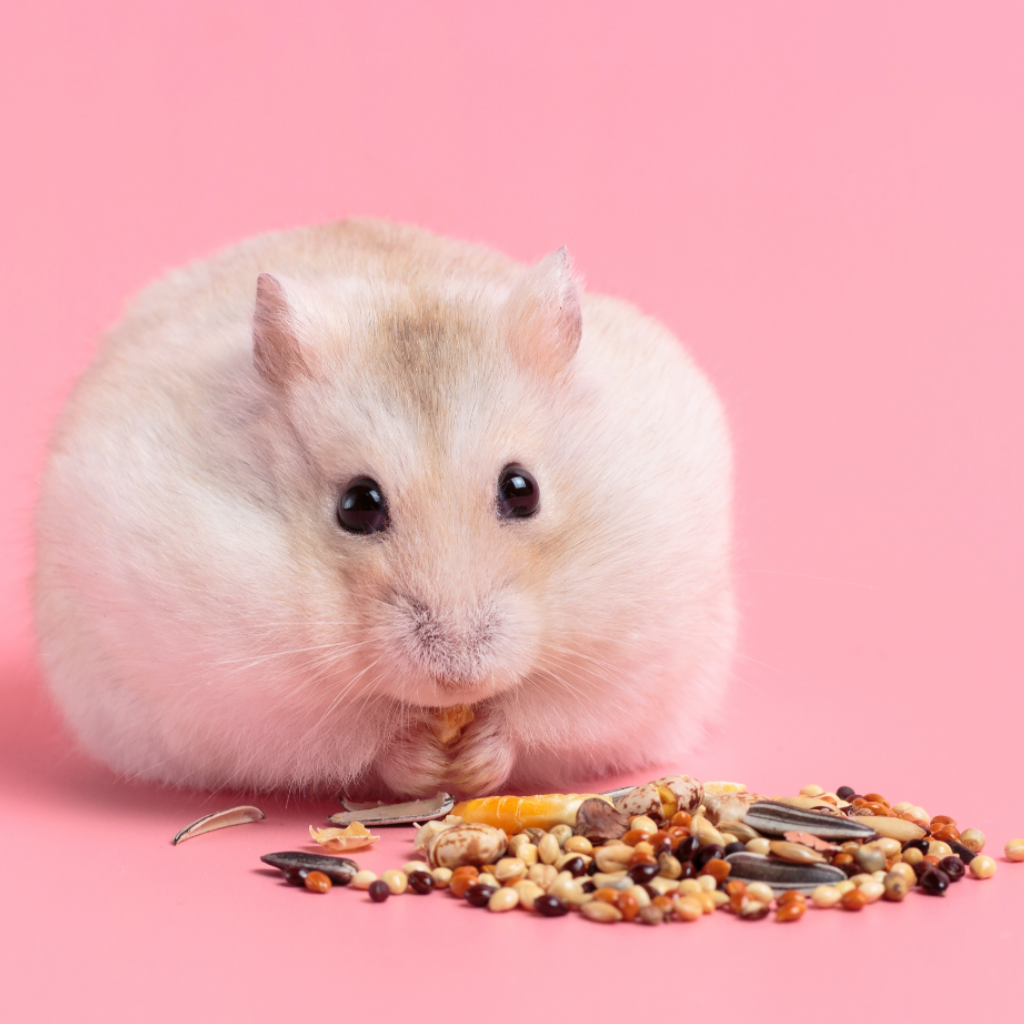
[34,219,735,798]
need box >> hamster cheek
[446,710,514,797]
[375,724,450,798]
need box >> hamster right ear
[252,273,324,388]
[502,247,583,377]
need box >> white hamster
[34,219,735,798]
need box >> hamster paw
[446,709,514,797]
[374,723,450,798]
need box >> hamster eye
[497,465,539,519]
[337,478,390,534]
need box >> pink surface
[2,1,1023,1018]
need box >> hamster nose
[398,596,502,683]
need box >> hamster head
[252,248,582,712]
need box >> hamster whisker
[214,638,374,668]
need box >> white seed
[507,834,533,857]
[381,869,408,895]
[581,901,622,923]
[800,784,825,797]
[563,835,593,855]
[512,879,545,911]
[876,837,902,856]
[352,870,378,890]
[549,824,574,847]
[745,882,774,904]
[647,876,680,895]
[892,801,912,813]
[811,885,842,908]
[477,872,498,888]
[674,896,703,921]
[627,884,651,908]
[835,880,856,895]
[970,855,997,879]
[859,880,885,903]
[595,845,633,873]
[537,833,560,865]
[494,857,527,883]
[488,887,520,912]
[591,871,630,888]
[402,860,431,875]
[430,867,452,889]
[690,816,727,847]
[528,863,557,888]
[928,841,953,859]
[1005,839,1024,862]
[746,838,772,855]
[630,815,659,835]
[518,844,538,867]
[697,874,717,893]
[960,828,986,853]
[549,877,589,905]
[710,890,730,908]
[677,878,703,897]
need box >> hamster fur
[34,219,735,798]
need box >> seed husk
[574,798,631,843]
[330,792,455,827]
[173,805,266,845]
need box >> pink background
[2,1,1022,1018]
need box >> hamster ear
[252,273,323,387]
[503,247,582,376]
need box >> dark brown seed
[919,868,950,895]
[465,884,498,907]
[675,835,700,862]
[282,868,308,886]
[260,852,357,886]
[947,840,977,863]
[561,856,586,877]
[407,870,435,894]
[693,844,725,870]
[368,880,390,902]
[628,863,660,884]
[534,894,570,917]
[836,786,856,800]
[938,856,965,881]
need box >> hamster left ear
[503,247,582,376]
[252,272,324,388]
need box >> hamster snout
[33,219,736,798]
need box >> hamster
[33,219,735,799]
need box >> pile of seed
[262,783,1018,925]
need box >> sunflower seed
[260,852,358,885]
[725,852,847,890]
[741,801,878,840]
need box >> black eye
[497,465,539,519]
[337,477,390,534]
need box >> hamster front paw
[445,707,514,797]
[373,721,450,798]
